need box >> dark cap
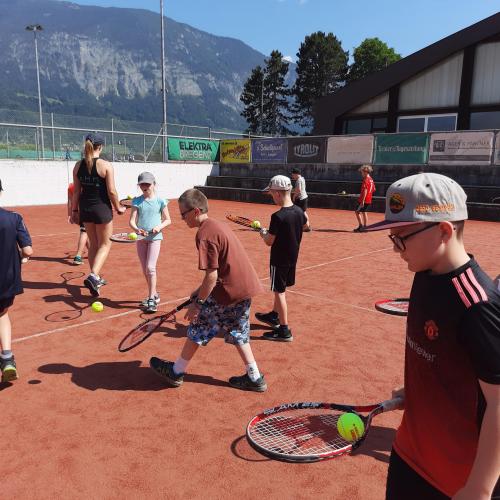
[85,132,105,146]
[290,168,301,175]
[138,171,156,184]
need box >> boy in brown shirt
[149,188,267,391]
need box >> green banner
[167,138,219,162]
[374,133,429,164]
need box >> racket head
[374,298,409,316]
[226,214,256,229]
[110,232,146,243]
[119,198,133,209]
[118,298,192,352]
[246,402,371,462]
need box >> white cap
[364,173,468,231]
[263,175,292,192]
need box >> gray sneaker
[140,294,160,308]
[149,358,184,387]
[145,298,158,314]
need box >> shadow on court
[313,229,355,233]
[28,255,75,265]
[230,435,271,462]
[38,361,229,391]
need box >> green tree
[240,51,292,135]
[348,38,401,82]
[292,32,349,130]
[240,65,265,135]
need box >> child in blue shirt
[129,172,171,313]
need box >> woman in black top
[70,133,125,296]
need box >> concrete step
[197,185,500,222]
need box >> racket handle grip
[381,397,404,412]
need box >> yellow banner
[220,139,251,163]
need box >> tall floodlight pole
[160,1,167,162]
[26,24,44,159]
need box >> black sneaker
[262,327,293,342]
[228,373,267,392]
[1,355,18,382]
[149,357,184,387]
[353,226,362,233]
[145,298,158,314]
[255,311,280,329]
[84,274,101,297]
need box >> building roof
[313,12,500,134]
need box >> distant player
[255,175,306,341]
[0,178,33,382]
[149,189,266,392]
[290,167,311,231]
[354,164,375,232]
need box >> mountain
[0,0,293,131]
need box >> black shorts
[80,203,113,224]
[0,296,14,315]
[356,203,371,213]
[386,448,500,500]
[270,265,296,293]
[294,198,308,212]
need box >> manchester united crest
[424,320,439,340]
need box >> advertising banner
[251,138,287,163]
[429,131,494,165]
[374,133,428,164]
[167,138,219,162]
[326,135,373,164]
[495,132,500,166]
[220,139,251,163]
[287,137,327,163]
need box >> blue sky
[62,0,499,61]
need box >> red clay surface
[3,200,499,499]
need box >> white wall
[0,160,219,207]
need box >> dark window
[427,115,456,132]
[398,117,425,132]
[346,118,371,134]
[372,117,387,132]
[470,111,500,130]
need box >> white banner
[327,135,374,164]
[429,131,494,165]
[494,132,500,166]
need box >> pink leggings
[136,239,162,277]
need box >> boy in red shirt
[354,164,375,232]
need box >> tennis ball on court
[128,232,138,240]
[341,190,347,195]
[337,413,365,442]
[251,220,261,229]
[91,301,104,313]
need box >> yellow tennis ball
[91,301,104,313]
[251,220,261,229]
[127,194,133,200]
[128,232,138,240]
[337,413,365,442]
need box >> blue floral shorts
[187,296,251,346]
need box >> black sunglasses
[180,207,195,219]
[388,222,440,251]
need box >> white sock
[173,357,189,375]
[246,362,261,382]
[1,350,13,360]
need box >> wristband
[259,228,268,238]
[195,297,206,307]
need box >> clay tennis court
[3,200,499,499]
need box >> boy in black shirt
[256,175,306,341]
[0,179,33,382]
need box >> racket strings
[249,412,351,457]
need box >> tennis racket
[374,298,409,316]
[247,397,403,462]
[226,214,260,231]
[119,198,133,208]
[118,298,192,352]
[110,232,150,243]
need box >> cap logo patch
[389,193,405,214]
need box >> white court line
[15,246,392,344]
[288,289,378,314]
[13,296,190,344]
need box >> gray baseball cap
[138,172,156,184]
[263,175,292,191]
[364,173,468,231]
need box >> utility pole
[160,0,168,162]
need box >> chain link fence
[0,108,256,161]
